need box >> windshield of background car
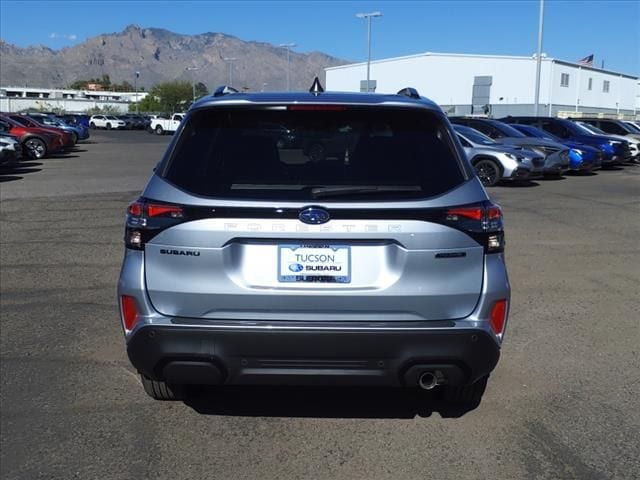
[455,126,496,145]
[162,106,466,201]
[491,122,526,138]
[577,123,606,135]
[517,125,561,142]
[624,122,640,133]
[8,116,30,127]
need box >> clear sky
[1,0,639,75]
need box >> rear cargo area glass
[163,107,464,200]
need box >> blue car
[500,116,631,167]
[508,123,602,171]
[59,114,90,130]
[28,114,90,144]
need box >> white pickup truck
[149,113,185,135]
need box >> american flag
[578,54,594,67]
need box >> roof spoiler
[213,86,239,97]
[397,87,420,99]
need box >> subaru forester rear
[118,84,510,406]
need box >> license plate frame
[278,244,351,283]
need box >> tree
[150,80,192,113]
[69,80,89,90]
[131,94,161,112]
[84,105,122,115]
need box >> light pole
[134,71,140,114]
[279,43,296,91]
[223,58,237,86]
[356,11,382,92]
[533,0,545,116]
[186,66,199,104]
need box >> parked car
[453,125,542,186]
[89,115,127,130]
[27,113,90,144]
[60,113,90,129]
[508,123,602,171]
[573,121,640,163]
[623,121,640,133]
[449,117,570,176]
[118,85,510,405]
[4,113,75,148]
[0,130,23,166]
[115,115,134,130]
[121,114,146,130]
[149,113,184,135]
[572,117,640,142]
[501,116,631,166]
[0,116,64,159]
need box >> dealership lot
[1,131,639,479]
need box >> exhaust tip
[418,371,439,390]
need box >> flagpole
[533,0,544,117]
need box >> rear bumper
[127,322,500,388]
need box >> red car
[4,113,75,149]
[0,115,65,159]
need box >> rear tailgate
[144,216,484,321]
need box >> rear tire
[140,375,185,401]
[90,122,96,129]
[441,374,489,406]
[155,125,164,135]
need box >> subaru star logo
[299,207,330,225]
[289,263,304,273]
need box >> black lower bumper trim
[127,325,500,388]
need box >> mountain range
[0,25,349,91]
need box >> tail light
[125,198,186,250]
[443,201,505,253]
[489,299,508,336]
[120,295,139,331]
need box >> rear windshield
[162,107,465,201]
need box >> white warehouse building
[325,52,639,118]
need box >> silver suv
[118,83,511,406]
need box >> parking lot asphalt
[1,130,639,480]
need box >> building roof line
[326,52,639,80]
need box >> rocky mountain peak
[0,26,348,90]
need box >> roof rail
[397,87,420,99]
[213,85,239,97]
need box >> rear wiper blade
[311,185,422,198]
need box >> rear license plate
[278,244,351,283]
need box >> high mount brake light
[287,105,347,111]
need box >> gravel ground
[1,130,639,480]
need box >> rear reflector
[120,295,139,331]
[489,299,508,336]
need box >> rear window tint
[162,107,465,201]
